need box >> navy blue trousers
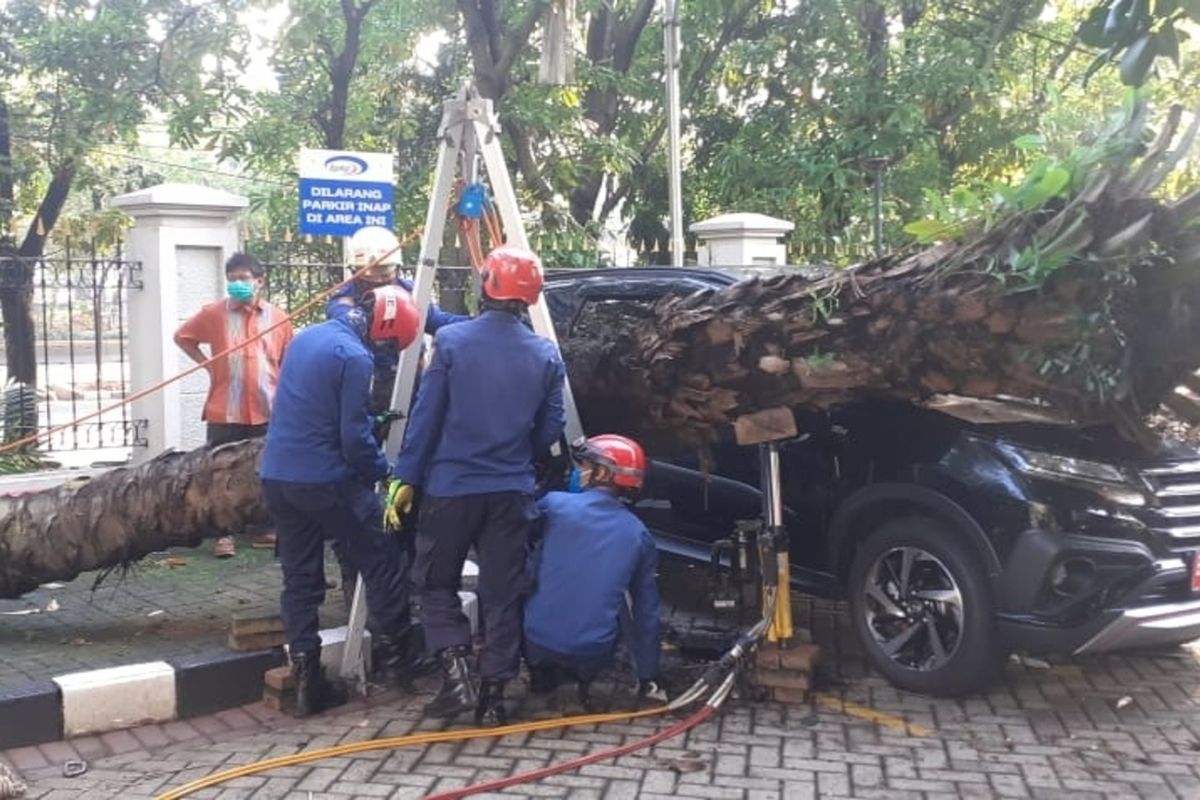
[414,492,536,681]
[263,478,412,655]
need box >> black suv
[544,268,1200,696]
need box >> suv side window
[570,296,657,339]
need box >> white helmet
[348,226,403,269]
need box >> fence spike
[36,216,45,236]
[283,229,293,243]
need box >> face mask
[566,467,583,493]
[227,280,255,303]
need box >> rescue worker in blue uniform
[388,244,566,727]
[260,285,423,717]
[325,225,467,416]
[326,226,468,656]
[524,435,665,710]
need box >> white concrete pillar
[110,184,248,461]
[689,212,795,267]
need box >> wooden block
[777,643,821,672]
[228,630,287,652]
[733,407,798,446]
[231,613,285,637]
[771,687,810,705]
[263,666,295,692]
[753,669,811,692]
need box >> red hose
[421,705,716,800]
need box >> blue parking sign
[298,149,395,237]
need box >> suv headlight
[997,443,1146,506]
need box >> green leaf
[903,219,956,243]
[1021,166,1072,209]
[1012,134,1046,151]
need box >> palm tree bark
[0,439,266,599]
[566,108,1200,451]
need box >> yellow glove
[383,479,414,532]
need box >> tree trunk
[565,111,1200,451]
[0,439,267,599]
[0,159,76,387]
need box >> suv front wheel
[848,515,1005,696]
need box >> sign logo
[324,155,369,176]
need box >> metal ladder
[338,85,585,690]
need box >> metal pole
[872,168,884,259]
[664,0,684,266]
[862,156,888,259]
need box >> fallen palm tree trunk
[2,105,1199,600]
[0,440,266,598]
[565,105,1200,451]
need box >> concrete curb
[0,591,480,751]
[0,646,286,751]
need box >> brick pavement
[0,544,349,689]
[5,612,1198,800]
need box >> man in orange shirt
[175,253,293,557]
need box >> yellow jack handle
[767,552,794,643]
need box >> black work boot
[576,679,595,713]
[291,650,347,717]
[475,679,508,727]
[424,646,477,718]
[373,630,436,689]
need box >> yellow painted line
[813,692,932,737]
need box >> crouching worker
[523,435,666,711]
[259,285,423,716]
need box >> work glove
[637,678,668,705]
[383,478,414,532]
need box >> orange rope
[0,228,423,456]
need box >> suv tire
[848,515,1004,696]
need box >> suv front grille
[1139,461,1200,547]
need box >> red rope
[421,705,716,800]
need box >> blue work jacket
[259,315,387,485]
[391,310,565,496]
[524,489,661,680]
[326,277,467,391]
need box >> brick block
[228,630,287,651]
[770,687,810,705]
[262,686,296,714]
[231,613,285,637]
[754,669,811,692]
[776,644,821,672]
[263,666,295,692]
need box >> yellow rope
[156,705,669,800]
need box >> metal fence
[248,238,475,324]
[0,241,146,459]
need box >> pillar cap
[689,212,795,240]
[110,183,249,218]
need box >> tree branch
[19,159,77,258]
[496,0,550,79]
[506,118,556,203]
[614,0,657,71]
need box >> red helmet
[480,245,543,305]
[363,285,420,348]
[575,434,646,490]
